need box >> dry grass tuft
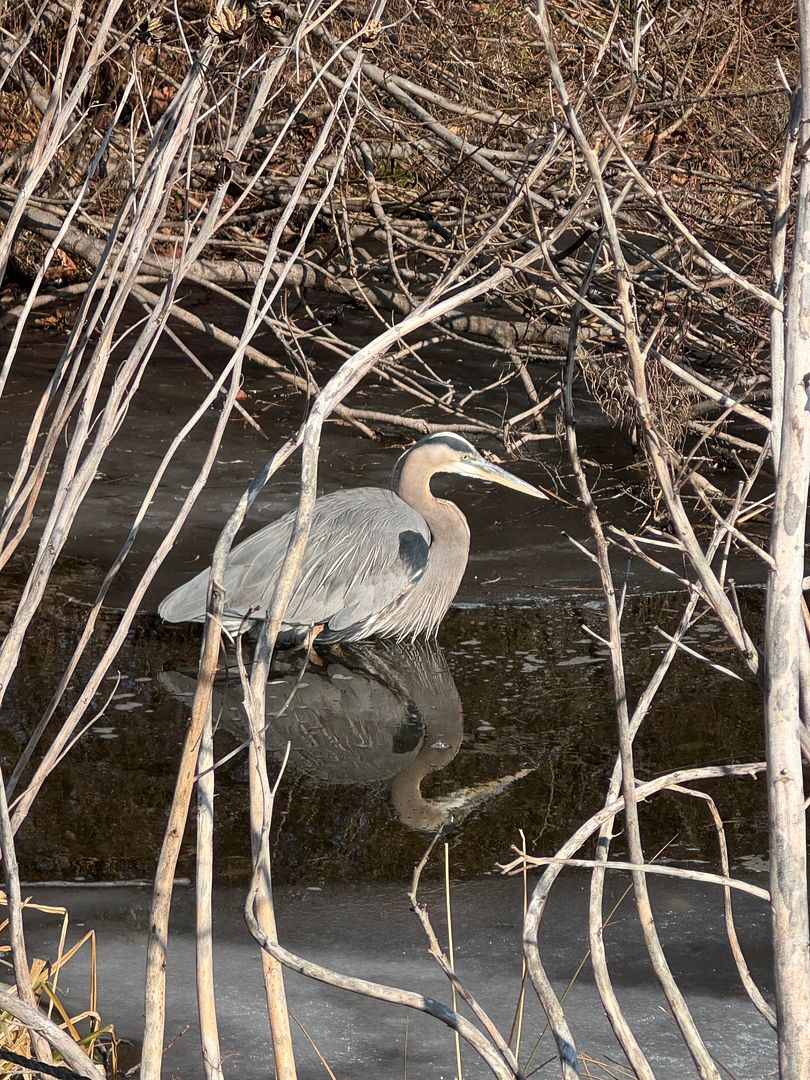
[0,894,116,1077]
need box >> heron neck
[389,458,471,639]
[396,460,466,540]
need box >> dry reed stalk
[0,762,51,1072]
[0,891,114,1080]
[196,694,224,1080]
[0,985,103,1080]
[561,222,655,1080]
[140,364,245,1080]
[407,836,521,1078]
[444,844,462,1080]
[244,858,521,1080]
[518,858,768,901]
[665,783,776,1028]
[761,1,810,1067]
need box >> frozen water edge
[23,875,775,1078]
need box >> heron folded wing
[275,489,431,635]
[159,487,431,639]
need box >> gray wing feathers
[159,488,431,636]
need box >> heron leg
[303,623,325,667]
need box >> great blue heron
[158,431,547,642]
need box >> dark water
[0,322,770,886]
[1,568,767,886]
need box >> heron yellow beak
[451,456,549,499]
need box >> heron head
[396,432,549,500]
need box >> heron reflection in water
[159,642,530,831]
[159,432,547,643]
